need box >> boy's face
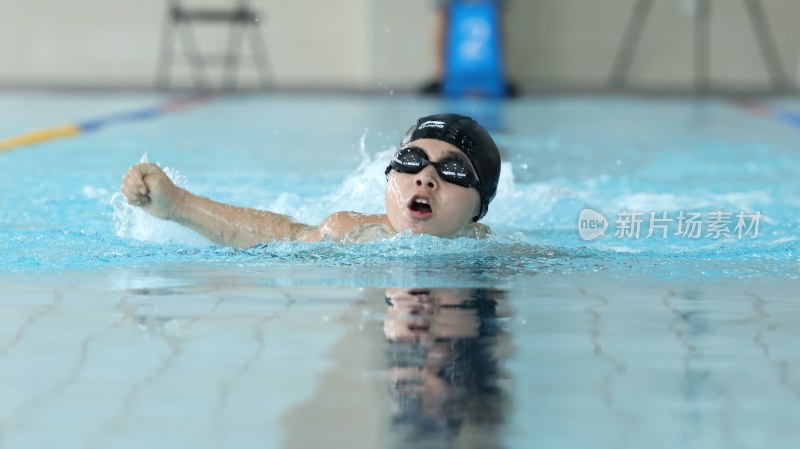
[385,139,481,236]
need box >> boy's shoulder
[313,212,493,242]
[457,222,494,239]
[318,211,390,242]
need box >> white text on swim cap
[418,120,445,130]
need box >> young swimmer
[120,113,501,247]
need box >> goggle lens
[387,147,479,189]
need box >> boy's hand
[121,163,186,220]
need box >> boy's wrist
[166,187,190,221]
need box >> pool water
[0,92,799,449]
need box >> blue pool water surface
[0,92,799,449]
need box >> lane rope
[0,94,214,153]
[731,98,800,129]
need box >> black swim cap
[396,113,501,221]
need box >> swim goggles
[384,146,480,189]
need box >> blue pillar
[444,0,506,98]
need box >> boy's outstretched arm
[121,163,324,247]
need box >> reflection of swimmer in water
[120,114,501,247]
[383,288,511,446]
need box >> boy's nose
[414,166,439,190]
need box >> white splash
[269,146,395,224]
[111,157,210,246]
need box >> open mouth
[406,320,431,332]
[407,196,433,219]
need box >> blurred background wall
[1,0,799,93]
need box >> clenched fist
[120,163,186,220]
